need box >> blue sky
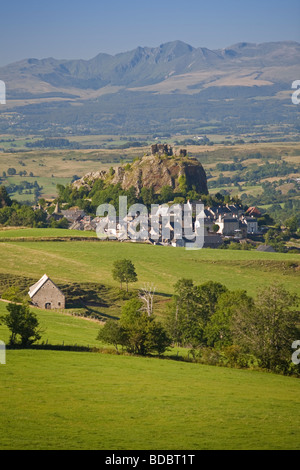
[1,0,300,65]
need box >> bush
[1,286,25,303]
[97,299,171,356]
[222,345,249,368]
[196,347,223,366]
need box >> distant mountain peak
[1,39,299,93]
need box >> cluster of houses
[47,203,99,231]
[46,200,262,248]
[203,204,261,238]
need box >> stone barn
[28,274,65,310]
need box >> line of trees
[97,298,171,356]
[165,279,299,374]
[100,265,300,375]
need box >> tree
[0,185,12,208]
[214,192,224,203]
[257,213,274,227]
[159,185,174,204]
[50,217,69,229]
[1,286,24,303]
[0,206,13,225]
[264,228,287,253]
[194,281,228,323]
[0,303,42,347]
[38,198,47,209]
[97,319,127,352]
[138,283,156,316]
[166,279,228,347]
[178,175,188,196]
[140,186,155,207]
[204,290,254,348]
[120,298,143,325]
[112,259,138,292]
[231,284,299,372]
[119,299,170,355]
[97,299,171,356]
[169,279,202,346]
[285,215,298,234]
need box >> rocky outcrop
[73,149,208,195]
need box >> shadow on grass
[6,343,119,354]
[79,303,120,321]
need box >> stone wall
[151,144,187,158]
[151,144,173,156]
[31,279,65,309]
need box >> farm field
[0,300,102,348]
[0,227,98,239]
[0,348,299,450]
[0,229,299,451]
[5,175,71,202]
[1,139,299,204]
[0,145,140,201]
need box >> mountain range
[1,40,299,136]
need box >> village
[45,198,266,249]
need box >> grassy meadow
[0,348,299,450]
[0,233,299,450]
[0,237,298,297]
[0,227,98,239]
[0,300,102,348]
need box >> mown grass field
[0,227,97,239]
[0,301,102,348]
[0,237,298,296]
[0,348,299,450]
[0,234,299,450]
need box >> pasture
[0,237,298,296]
[0,348,299,450]
[0,234,299,450]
